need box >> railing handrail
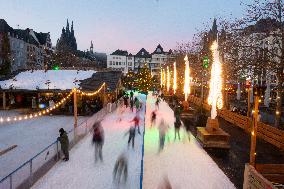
[0,106,107,183]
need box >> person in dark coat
[123,95,129,108]
[151,110,157,127]
[130,99,134,112]
[174,105,182,140]
[57,128,69,161]
[130,91,134,102]
[92,122,104,162]
[125,126,136,148]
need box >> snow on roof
[0,70,96,90]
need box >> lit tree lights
[184,55,190,101]
[167,66,170,92]
[160,68,163,88]
[208,41,223,119]
[173,62,177,94]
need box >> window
[109,62,112,65]
[116,62,118,65]
[128,62,132,66]
[119,62,121,65]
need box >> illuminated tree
[136,65,153,93]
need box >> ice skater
[151,110,157,127]
[134,97,140,112]
[92,122,104,162]
[113,152,128,184]
[130,113,141,134]
[57,128,69,161]
[158,118,169,152]
[125,126,136,148]
[155,97,160,110]
[174,116,181,140]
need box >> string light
[0,82,106,124]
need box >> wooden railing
[188,95,284,150]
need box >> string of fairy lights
[0,82,106,124]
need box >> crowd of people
[56,90,180,187]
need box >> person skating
[130,98,134,112]
[134,97,140,112]
[125,126,136,148]
[130,90,134,102]
[113,152,128,184]
[174,105,182,140]
[158,118,169,152]
[155,97,160,110]
[130,114,141,134]
[57,128,69,161]
[151,110,157,127]
[174,116,181,140]
[92,122,104,162]
[123,95,129,108]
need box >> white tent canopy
[0,70,96,90]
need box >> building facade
[107,44,174,75]
[0,19,52,73]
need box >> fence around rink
[187,95,284,150]
[0,103,117,189]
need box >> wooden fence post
[73,88,78,140]
[250,95,259,167]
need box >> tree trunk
[264,71,271,107]
[237,82,241,100]
[274,70,283,129]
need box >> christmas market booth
[0,70,122,116]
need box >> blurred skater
[130,98,134,112]
[158,118,168,152]
[57,128,69,161]
[113,152,128,184]
[135,97,140,112]
[130,113,141,134]
[130,90,134,102]
[125,126,136,148]
[155,97,160,110]
[92,122,104,162]
[151,110,157,127]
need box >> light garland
[167,66,170,92]
[0,91,73,124]
[0,82,106,124]
[173,62,177,94]
[77,82,106,96]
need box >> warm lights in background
[184,55,190,101]
[208,41,223,119]
[173,62,177,94]
[0,83,106,124]
[167,66,170,92]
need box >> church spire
[66,19,70,34]
[90,40,94,53]
[71,21,74,36]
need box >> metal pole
[56,141,59,160]
[250,95,259,167]
[9,175,12,189]
[3,92,6,110]
[29,159,33,187]
[73,89,78,140]
[247,88,251,117]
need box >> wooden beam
[2,92,6,110]
[250,95,259,167]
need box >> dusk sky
[0,0,251,54]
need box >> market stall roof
[0,70,96,91]
[80,71,122,92]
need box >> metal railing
[0,103,117,189]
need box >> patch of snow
[0,70,96,90]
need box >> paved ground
[183,107,284,189]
